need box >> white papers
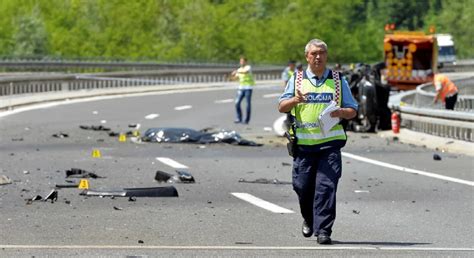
[318,101,340,136]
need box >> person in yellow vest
[432,73,458,110]
[282,60,296,87]
[278,39,358,245]
[231,56,255,124]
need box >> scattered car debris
[238,178,291,185]
[128,124,141,129]
[55,183,79,188]
[108,132,120,137]
[113,206,123,211]
[23,170,30,175]
[44,189,58,203]
[352,210,360,214]
[25,195,43,205]
[66,168,105,179]
[138,240,144,244]
[176,170,195,183]
[128,196,137,202]
[11,138,24,141]
[80,186,179,197]
[433,154,442,161]
[154,170,195,184]
[142,127,262,146]
[0,175,12,185]
[79,125,111,131]
[52,132,69,138]
[281,162,291,166]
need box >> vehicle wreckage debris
[25,195,43,205]
[66,168,104,179]
[433,154,442,161]
[52,132,69,138]
[79,125,111,131]
[80,186,179,197]
[55,183,79,188]
[0,175,12,185]
[142,127,262,146]
[238,178,291,185]
[155,170,195,183]
[44,189,58,203]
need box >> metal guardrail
[0,59,282,72]
[0,68,281,97]
[391,75,474,142]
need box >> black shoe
[317,234,332,245]
[302,221,313,238]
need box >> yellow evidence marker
[119,133,127,142]
[92,149,102,158]
[78,179,89,189]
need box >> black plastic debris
[352,209,360,214]
[44,189,58,203]
[52,132,69,138]
[113,206,123,211]
[25,195,43,205]
[281,162,291,167]
[155,170,173,182]
[433,154,442,161]
[11,138,24,141]
[128,196,137,202]
[142,127,262,146]
[176,170,195,183]
[66,168,104,179]
[55,183,79,188]
[80,186,178,197]
[155,170,195,184]
[79,125,111,131]
[238,178,292,185]
[108,132,120,137]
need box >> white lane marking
[0,83,279,119]
[156,157,189,169]
[263,93,281,98]
[145,114,159,120]
[342,152,474,187]
[100,120,107,124]
[231,193,294,214]
[92,110,99,115]
[0,245,472,251]
[354,190,370,193]
[174,105,192,111]
[214,99,234,104]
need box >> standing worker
[231,56,255,124]
[282,60,296,87]
[432,72,458,110]
[278,39,358,245]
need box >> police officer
[231,56,255,124]
[278,39,358,244]
[282,60,296,86]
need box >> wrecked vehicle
[343,63,392,132]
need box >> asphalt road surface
[0,83,473,257]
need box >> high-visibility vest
[290,70,346,146]
[237,65,255,87]
[435,74,458,102]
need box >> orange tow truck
[383,28,438,90]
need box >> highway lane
[0,83,473,257]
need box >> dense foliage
[0,0,472,64]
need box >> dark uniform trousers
[292,147,342,237]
